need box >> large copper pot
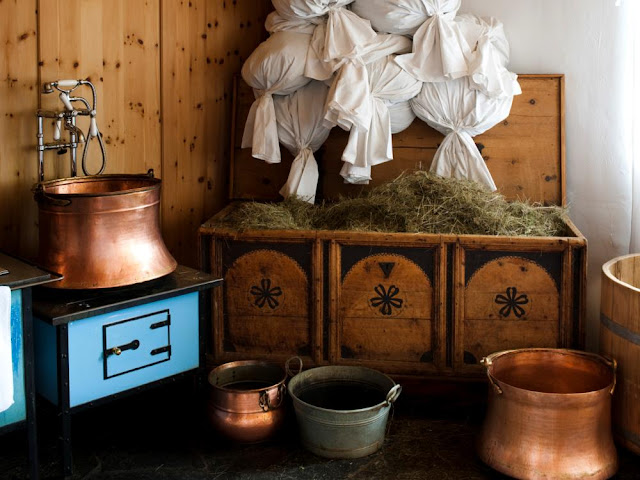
[34,173,177,289]
[478,348,618,480]
[207,360,295,443]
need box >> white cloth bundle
[318,33,412,134]
[0,286,13,413]
[274,81,332,203]
[351,0,438,36]
[411,76,520,190]
[339,55,422,184]
[458,14,519,98]
[271,0,376,63]
[351,0,467,83]
[241,31,312,165]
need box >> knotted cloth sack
[271,0,376,63]
[273,81,332,203]
[319,33,412,134]
[241,31,312,165]
[458,14,519,98]
[339,55,422,184]
[411,76,519,190]
[352,0,467,82]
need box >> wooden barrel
[601,254,640,455]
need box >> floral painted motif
[250,278,283,310]
[370,284,403,316]
[495,286,529,318]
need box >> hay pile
[218,172,568,237]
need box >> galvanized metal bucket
[288,365,401,459]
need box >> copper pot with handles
[478,348,618,480]
[34,172,177,289]
[207,358,302,443]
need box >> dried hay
[216,171,568,237]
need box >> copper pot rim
[208,360,287,393]
[483,348,616,397]
[35,174,161,199]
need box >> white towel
[0,286,13,413]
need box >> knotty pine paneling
[38,0,162,178]
[0,0,272,267]
[161,0,271,266]
[0,1,39,257]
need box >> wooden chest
[199,74,586,378]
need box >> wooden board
[230,75,565,206]
[38,0,162,178]
[161,0,271,266]
[0,1,39,258]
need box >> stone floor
[1,379,638,479]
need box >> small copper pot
[207,359,300,443]
[478,348,618,480]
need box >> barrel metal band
[600,313,640,346]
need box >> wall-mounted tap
[36,79,107,182]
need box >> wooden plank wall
[0,0,271,266]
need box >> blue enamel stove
[0,252,60,480]
[32,265,221,478]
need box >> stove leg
[57,325,73,478]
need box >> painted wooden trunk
[201,227,585,377]
[199,74,587,378]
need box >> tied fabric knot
[279,146,319,203]
[255,89,274,99]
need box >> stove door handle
[106,339,140,356]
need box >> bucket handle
[480,356,503,395]
[285,356,303,378]
[259,383,286,412]
[386,384,402,405]
[601,355,617,395]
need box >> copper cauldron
[478,348,618,480]
[34,173,177,289]
[207,359,301,443]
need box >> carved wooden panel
[332,243,443,375]
[458,250,566,372]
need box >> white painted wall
[460,0,631,349]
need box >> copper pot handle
[481,356,503,395]
[601,355,617,395]
[259,383,286,412]
[285,356,303,378]
[32,184,72,207]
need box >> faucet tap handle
[59,92,74,111]
[54,119,62,141]
[57,79,80,89]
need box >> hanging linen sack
[339,55,422,184]
[316,32,412,134]
[351,0,468,82]
[273,81,332,203]
[271,0,376,63]
[457,14,520,98]
[241,31,312,165]
[265,10,317,35]
[351,0,436,36]
[340,102,418,184]
[411,75,520,191]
